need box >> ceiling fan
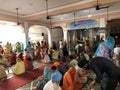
[16,8,20,25]
[45,0,52,19]
[95,0,110,10]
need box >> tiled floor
[16,80,38,90]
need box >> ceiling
[0,0,120,26]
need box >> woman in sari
[13,58,25,75]
[23,49,33,71]
[62,67,76,90]
[8,51,16,66]
[70,59,88,90]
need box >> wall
[51,27,63,42]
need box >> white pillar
[24,22,29,47]
[47,28,52,48]
[89,29,94,48]
[62,24,68,42]
[63,30,68,42]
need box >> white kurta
[43,80,61,90]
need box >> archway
[29,25,49,43]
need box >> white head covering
[70,59,78,66]
[114,47,120,55]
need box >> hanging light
[74,12,76,26]
[60,15,63,20]
[88,10,91,18]
[16,8,20,25]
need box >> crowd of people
[34,36,120,90]
[0,36,120,90]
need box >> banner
[68,19,99,30]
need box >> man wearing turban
[43,72,62,90]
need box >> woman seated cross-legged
[13,58,25,75]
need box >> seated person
[69,59,89,90]
[36,65,57,89]
[17,52,23,60]
[0,65,7,79]
[53,61,68,86]
[23,51,33,71]
[13,58,25,75]
[43,72,62,90]
[27,57,34,70]
[8,51,16,66]
[53,61,68,76]
[62,67,76,90]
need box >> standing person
[43,51,50,63]
[26,41,31,54]
[40,41,45,58]
[59,40,63,49]
[113,46,120,68]
[89,57,120,90]
[27,57,34,70]
[43,72,62,90]
[48,47,54,62]
[94,36,115,59]
[75,43,84,54]
[4,42,11,57]
[113,45,120,86]
[84,37,89,52]
[100,35,105,43]
[16,42,22,53]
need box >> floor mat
[0,64,52,90]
